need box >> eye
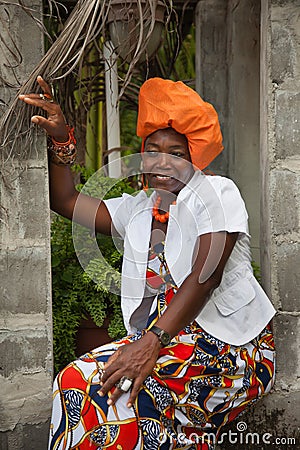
[171,151,185,158]
[144,150,158,157]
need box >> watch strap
[149,325,171,347]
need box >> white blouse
[104,170,276,345]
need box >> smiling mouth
[153,174,173,180]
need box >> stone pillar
[226,0,261,265]
[195,0,261,265]
[0,2,53,448]
[196,0,300,446]
[259,0,300,441]
[195,0,229,176]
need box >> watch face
[160,331,171,346]
[150,326,171,346]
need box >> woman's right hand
[18,75,113,235]
[19,75,69,142]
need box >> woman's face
[142,128,194,194]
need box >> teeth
[156,175,171,180]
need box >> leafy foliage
[155,23,196,82]
[51,167,134,373]
[251,260,261,283]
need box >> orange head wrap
[136,78,223,170]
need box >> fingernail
[127,402,132,408]
[98,390,104,397]
[107,399,112,406]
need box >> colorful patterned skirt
[49,288,275,449]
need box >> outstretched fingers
[19,76,54,108]
[36,75,53,96]
[18,76,69,141]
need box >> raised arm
[19,76,112,235]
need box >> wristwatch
[149,325,171,347]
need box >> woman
[19,77,276,449]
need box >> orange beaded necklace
[152,195,176,223]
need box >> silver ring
[116,376,133,392]
[39,93,54,103]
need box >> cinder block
[277,242,300,312]
[0,246,50,314]
[275,91,300,159]
[0,333,49,377]
[215,390,300,449]
[11,133,47,163]
[270,170,299,235]
[0,167,50,241]
[0,421,50,450]
[0,3,43,81]
[273,314,300,386]
[0,371,52,431]
[271,22,295,84]
[271,1,300,34]
[0,1,43,123]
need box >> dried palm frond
[0,0,174,166]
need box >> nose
[156,152,172,169]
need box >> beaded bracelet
[48,125,77,165]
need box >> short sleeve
[103,190,149,239]
[103,193,133,239]
[195,176,249,237]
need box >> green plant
[51,166,134,373]
[251,260,261,283]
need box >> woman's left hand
[99,331,161,407]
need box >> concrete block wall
[260,0,300,444]
[0,2,53,449]
[197,0,300,447]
